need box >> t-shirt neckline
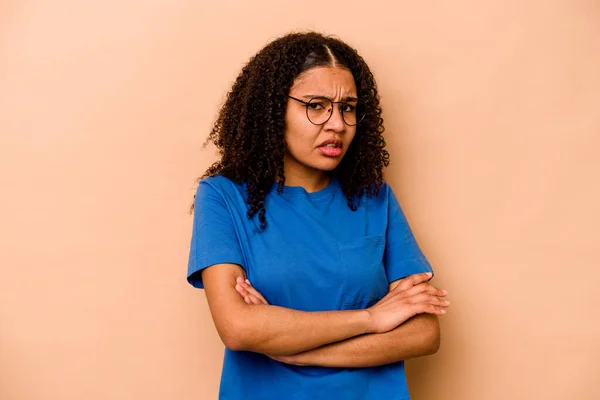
[277,177,339,199]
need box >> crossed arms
[201,263,448,368]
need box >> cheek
[284,119,319,151]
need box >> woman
[187,31,449,400]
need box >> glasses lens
[306,98,332,125]
[304,98,366,126]
[341,100,365,126]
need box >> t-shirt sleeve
[187,179,245,289]
[384,187,433,283]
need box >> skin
[202,263,447,356]
[236,276,447,367]
[283,66,357,191]
[201,66,449,364]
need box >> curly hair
[192,31,389,229]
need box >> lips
[317,139,343,157]
[317,139,343,149]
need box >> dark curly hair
[192,31,389,229]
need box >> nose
[323,105,345,132]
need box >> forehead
[291,67,357,96]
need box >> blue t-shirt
[187,174,433,400]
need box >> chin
[311,159,343,172]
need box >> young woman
[187,31,449,400]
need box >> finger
[247,294,263,305]
[236,284,258,303]
[403,282,446,298]
[424,285,448,297]
[397,282,432,298]
[377,281,440,306]
[242,281,267,302]
[241,285,267,305]
[235,284,247,296]
[393,277,414,292]
[391,272,433,293]
[413,303,447,315]
[430,297,450,308]
[409,272,433,285]
[409,293,450,308]
[241,280,269,305]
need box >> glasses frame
[287,95,365,126]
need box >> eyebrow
[302,94,359,102]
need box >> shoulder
[377,181,394,196]
[197,174,244,195]
[357,181,400,215]
[194,175,245,208]
[367,181,395,203]
[198,174,238,190]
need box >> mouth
[317,139,343,149]
[317,139,343,157]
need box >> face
[283,66,358,178]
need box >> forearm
[207,265,445,358]
[202,264,374,357]
[283,314,440,368]
[222,304,371,356]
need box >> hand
[235,274,448,346]
[235,279,300,364]
[235,279,295,364]
[366,272,449,334]
[235,277,269,305]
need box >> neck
[283,156,331,193]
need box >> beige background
[1,0,599,399]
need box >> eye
[342,103,356,113]
[307,101,327,110]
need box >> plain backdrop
[1,1,599,399]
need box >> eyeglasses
[287,95,365,126]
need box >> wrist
[357,309,374,334]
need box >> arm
[192,180,444,357]
[274,278,444,368]
[276,314,439,368]
[202,262,370,356]
[235,274,448,365]
[276,277,442,367]
[202,263,443,356]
